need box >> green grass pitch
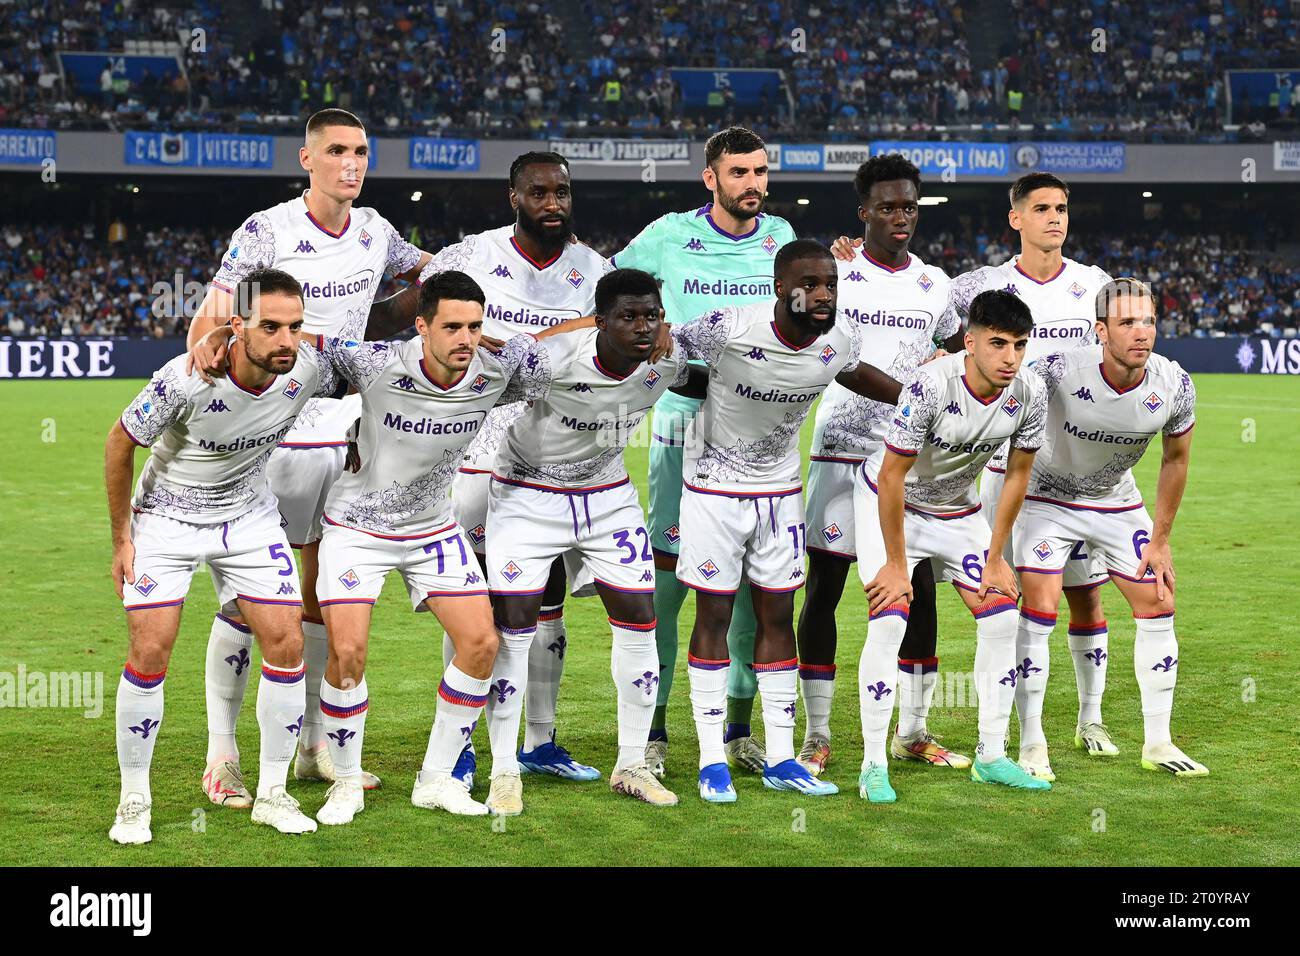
[1,374,1297,866]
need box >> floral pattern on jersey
[325,339,397,393]
[497,335,553,405]
[1032,351,1069,398]
[1163,369,1196,436]
[939,265,997,334]
[215,212,277,287]
[380,217,423,277]
[418,236,477,282]
[905,458,989,510]
[1010,381,1049,450]
[822,339,933,455]
[882,370,942,455]
[462,401,526,468]
[671,307,736,368]
[137,452,273,517]
[121,364,188,446]
[692,408,808,487]
[1029,447,1151,501]
[502,446,626,488]
[336,449,461,534]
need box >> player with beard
[105,270,351,842]
[801,155,966,776]
[366,153,611,797]
[185,109,430,806]
[611,127,797,781]
[668,240,903,802]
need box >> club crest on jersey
[566,268,585,288]
[294,240,316,254]
[663,524,681,545]
[133,574,158,597]
[492,264,512,279]
[358,229,372,250]
[1068,281,1086,299]
[643,368,661,389]
[1002,395,1021,416]
[762,235,778,254]
[501,561,523,583]
[338,569,361,590]
[467,524,486,545]
[697,559,720,580]
[819,344,837,365]
[470,374,489,393]
[1033,540,1053,561]
[1143,392,1164,413]
[283,379,303,399]
[917,273,934,292]
[822,523,843,543]
[683,238,705,251]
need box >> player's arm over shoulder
[1011,373,1049,450]
[669,306,735,366]
[498,333,552,403]
[417,235,477,283]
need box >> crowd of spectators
[2,0,1296,141]
[3,218,1295,338]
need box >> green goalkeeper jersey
[611,202,797,326]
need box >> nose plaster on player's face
[341,158,360,183]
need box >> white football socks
[526,606,566,751]
[859,606,908,766]
[755,659,798,765]
[256,660,305,798]
[299,618,329,752]
[421,662,489,780]
[1014,606,1056,749]
[610,618,658,771]
[1068,619,1109,726]
[1134,612,1178,746]
[974,597,1019,762]
[688,654,728,769]
[117,664,166,803]
[319,677,368,782]
[895,656,938,739]
[799,663,835,738]
[204,614,252,763]
[486,625,533,777]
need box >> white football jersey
[812,250,953,462]
[942,254,1111,469]
[210,191,423,447]
[1028,345,1196,508]
[418,225,611,471]
[866,352,1048,517]
[321,334,550,538]
[497,327,690,490]
[673,302,861,495]
[120,344,342,523]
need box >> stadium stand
[2,218,1294,338]
[3,0,1296,140]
